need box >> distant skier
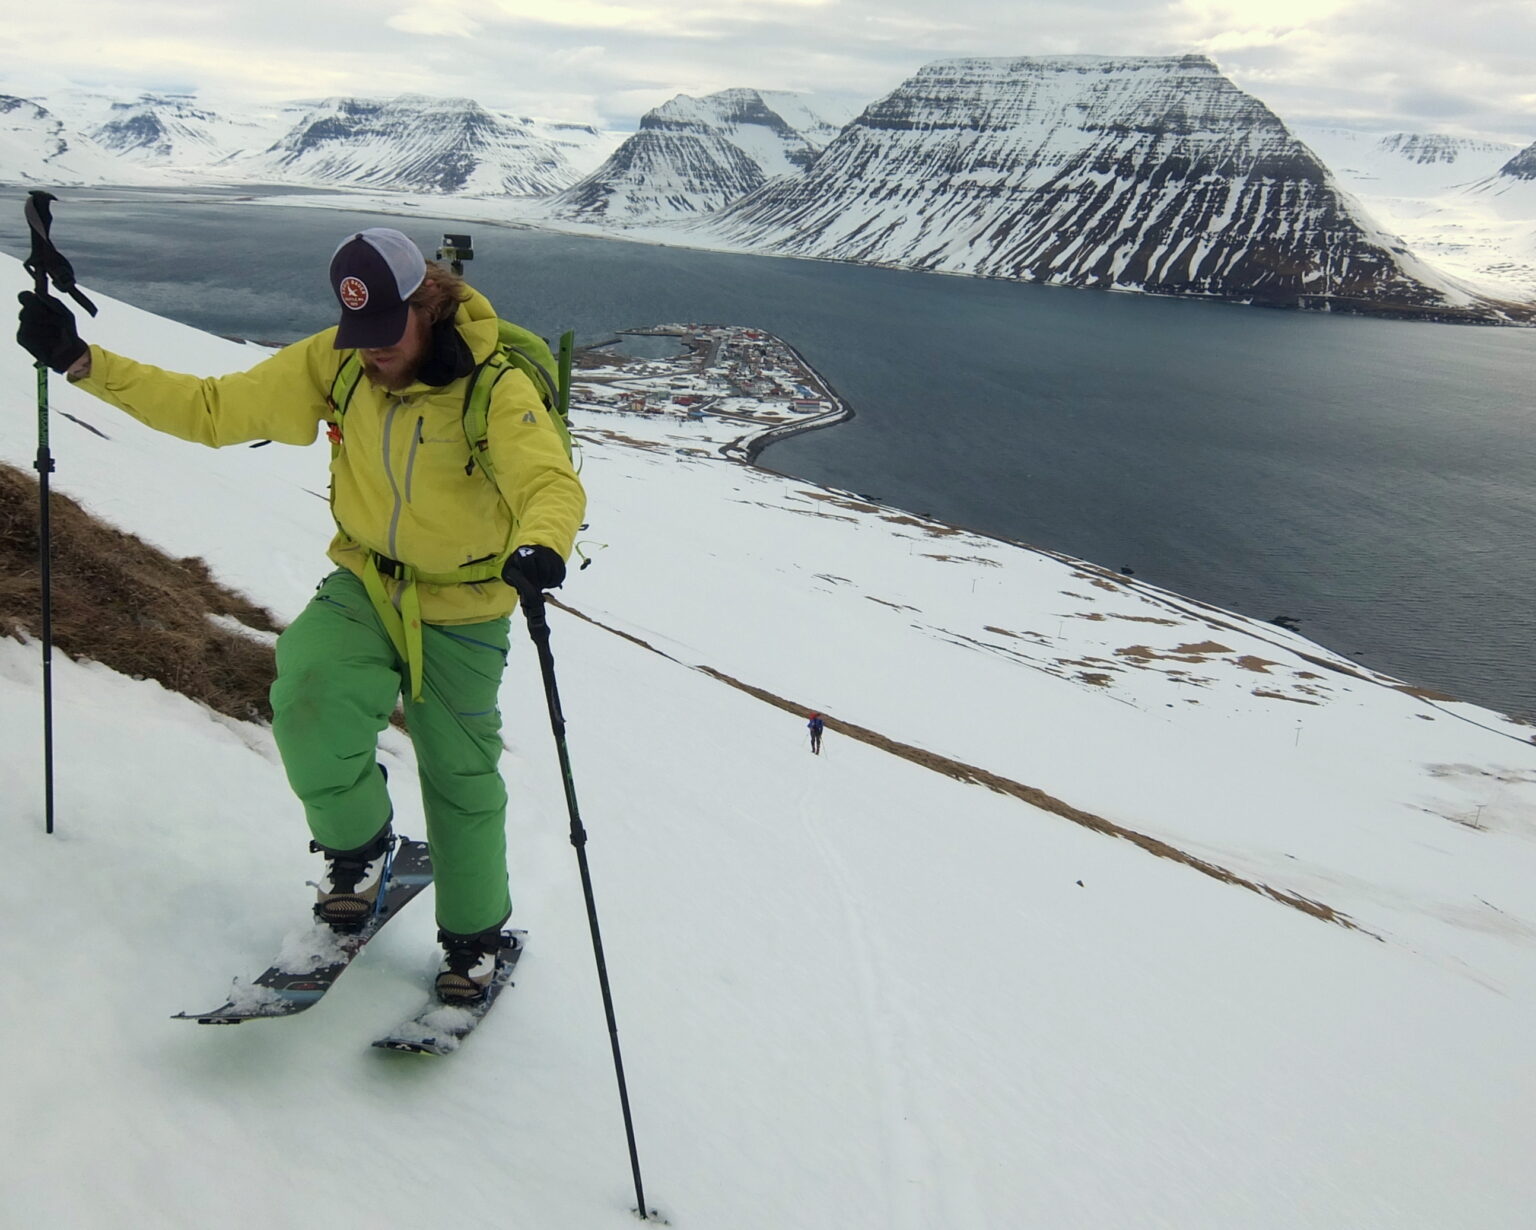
[16,228,584,1003]
[807,712,825,755]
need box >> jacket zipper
[404,416,424,504]
[381,398,406,561]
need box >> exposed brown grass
[0,462,283,723]
[550,595,1367,935]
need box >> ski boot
[436,926,514,1003]
[312,823,395,931]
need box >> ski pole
[22,191,96,836]
[512,581,651,1220]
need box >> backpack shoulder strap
[461,353,508,485]
[327,352,364,451]
[461,339,575,486]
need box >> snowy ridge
[4,259,1536,1227]
[547,88,858,221]
[696,55,1522,319]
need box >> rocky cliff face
[550,88,856,221]
[1376,133,1513,166]
[1496,141,1536,180]
[701,56,1514,319]
[89,94,228,162]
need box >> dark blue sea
[4,187,1533,717]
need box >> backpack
[326,320,576,485]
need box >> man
[807,712,824,755]
[16,227,585,1002]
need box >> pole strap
[23,191,97,315]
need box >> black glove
[502,544,566,593]
[17,291,88,374]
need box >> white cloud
[0,0,1530,139]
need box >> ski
[372,930,526,1055]
[173,837,433,1025]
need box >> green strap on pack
[327,320,574,478]
[362,554,426,702]
[464,321,575,482]
[325,319,576,701]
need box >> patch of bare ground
[1253,689,1320,705]
[0,462,282,722]
[798,490,881,515]
[866,596,919,612]
[796,491,967,538]
[579,428,671,452]
[1115,642,1234,665]
[1392,683,1459,703]
[1233,656,1281,674]
[883,514,963,538]
[1077,673,1114,687]
[921,553,1000,566]
[1073,611,1179,626]
[1175,641,1234,656]
[1088,578,1120,592]
[550,596,1367,935]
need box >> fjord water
[3,190,1533,717]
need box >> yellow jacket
[75,286,586,625]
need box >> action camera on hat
[329,229,427,349]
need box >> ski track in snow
[794,773,930,1230]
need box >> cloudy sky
[3,0,1533,140]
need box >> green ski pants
[270,569,513,937]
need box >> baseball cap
[329,228,427,349]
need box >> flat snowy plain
[2,258,1535,1228]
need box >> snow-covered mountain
[548,88,860,221]
[1498,140,1536,180]
[1301,126,1536,300]
[232,94,614,195]
[697,56,1520,320]
[4,72,1531,318]
[6,258,1536,1229]
[83,92,298,167]
[0,94,162,186]
[0,89,621,196]
[1297,127,1518,196]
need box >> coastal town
[570,324,849,461]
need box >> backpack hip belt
[358,547,507,706]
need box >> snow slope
[3,261,1536,1228]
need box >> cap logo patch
[339,276,369,311]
